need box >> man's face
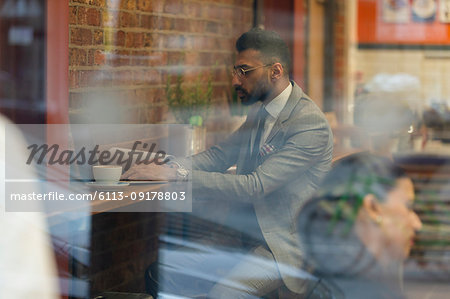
[232,49,272,105]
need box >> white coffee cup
[93,165,122,184]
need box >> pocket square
[259,143,276,158]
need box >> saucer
[86,181,130,191]
[125,180,168,185]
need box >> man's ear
[270,63,283,80]
[362,194,382,222]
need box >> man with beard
[124,28,333,298]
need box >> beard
[236,81,270,106]
[236,87,258,106]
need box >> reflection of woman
[297,152,422,298]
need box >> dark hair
[297,152,408,276]
[236,28,291,75]
[312,152,406,207]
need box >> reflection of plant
[318,174,395,236]
[166,73,213,125]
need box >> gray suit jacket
[184,82,333,293]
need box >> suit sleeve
[191,111,333,202]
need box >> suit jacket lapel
[266,82,303,144]
[238,83,304,173]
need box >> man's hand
[122,163,177,181]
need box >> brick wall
[69,0,254,125]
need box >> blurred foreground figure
[0,114,59,298]
[125,28,333,298]
[353,73,420,156]
[297,152,422,298]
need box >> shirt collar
[263,83,292,119]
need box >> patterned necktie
[250,106,268,169]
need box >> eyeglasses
[232,64,272,78]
